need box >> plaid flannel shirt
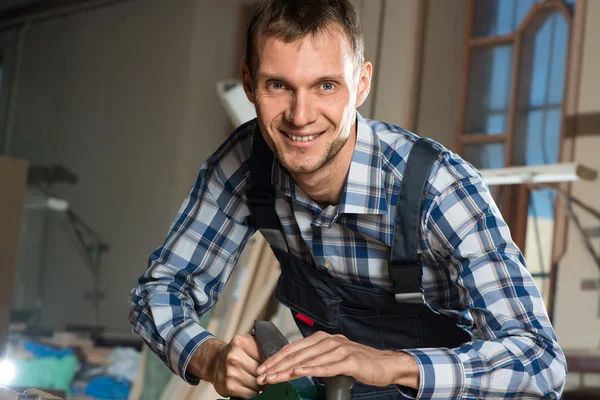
[129,113,566,399]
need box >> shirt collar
[338,112,388,215]
[271,112,388,215]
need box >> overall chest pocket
[274,267,341,330]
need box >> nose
[285,89,317,127]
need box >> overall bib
[247,129,472,399]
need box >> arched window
[456,0,584,316]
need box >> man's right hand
[188,335,266,399]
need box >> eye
[322,82,335,91]
[270,81,286,90]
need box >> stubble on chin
[277,134,349,175]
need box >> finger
[235,369,267,393]
[292,361,348,380]
[258,346,350,385]
[257,331,333,373]
[228,346,263,378]
[260,335,346,377]
[238,354,262,377]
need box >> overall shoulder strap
[247,126,289,252]
[390,137,443,303]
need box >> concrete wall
[2,0,240,332]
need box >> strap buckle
[394,292,425,304]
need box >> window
[456,0,580,311]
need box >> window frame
[455,0,587,319]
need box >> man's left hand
[255,331,419,389]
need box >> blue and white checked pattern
[129,113,566,398]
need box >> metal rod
[1,19,28,155]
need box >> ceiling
[0,0,41,13]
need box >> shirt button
[324,260,333,269]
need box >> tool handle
[322,375,355,400]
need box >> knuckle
[231,335,244,347]
[224,380,236,392]
[281,344,294,355]
[334,346,348,356]
[346,354,358,367]
[228,357,240,367]
[225,351,238,364]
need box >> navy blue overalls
[247,127,472,399]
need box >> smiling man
[129,0,567,399]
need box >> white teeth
[286,133,319,142]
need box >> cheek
[256,95,286,120]
[322,94,353,121]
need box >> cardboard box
[0,156,29,357]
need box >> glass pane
[462,143,505,169]
[473,0,540,37]
[513,11,569,167]
[525,189,555,303]
[465,45,513,134]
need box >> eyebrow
[258,73,346,85]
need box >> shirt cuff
[166,320,216,384]
[399,348,466,399]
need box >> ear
[241,59,256,104]
[355,61,372,109]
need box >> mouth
[280,130,325,145]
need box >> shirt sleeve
[400,157,567,399]
[128,140,256,384]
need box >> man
[129,0,567,398]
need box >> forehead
[255,29,355,80]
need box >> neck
[290,122,357,209]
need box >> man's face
[242,29,371,174]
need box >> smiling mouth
[280,130,324,142]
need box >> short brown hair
[245,0,364,75]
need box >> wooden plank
[564,348,600,373]
[127,345,148,400]
[454,0,475,155]
[238,252,280,334]
[0,156,28,358]
[189,249,280,400]
[159,235,267,400]
[469,32,515,47]
[461,133,508,144]
[565,112,600,136]
[479,162,597,186]
[184,235,270,400]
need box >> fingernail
[257,365,266,374]
[295,367,304,373]
[257,374,265,383]
[267,373,277,381]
